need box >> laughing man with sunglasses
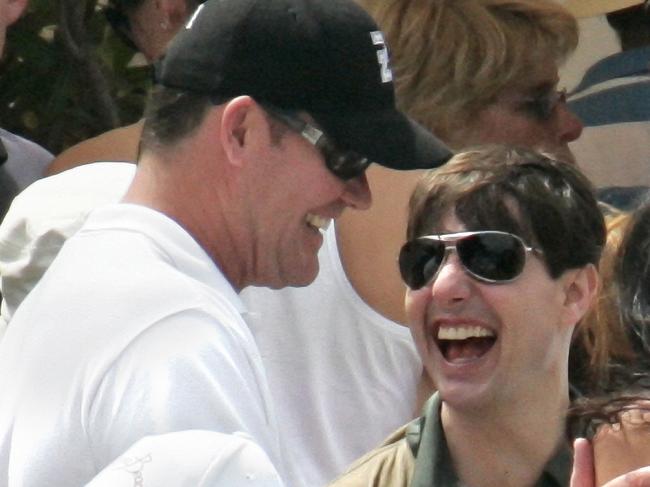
[331,145,609,487]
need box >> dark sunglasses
[398,231,543,290]
[263,105,371,181]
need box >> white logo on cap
[370,31,393,83]
[186,3,206,29]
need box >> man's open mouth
[437,326,496,363]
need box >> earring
[160,21,169,30]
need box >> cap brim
[315,109,453,171]
[564,0,643,17]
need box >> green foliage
[0,0,150,154]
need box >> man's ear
[561,263,599,327]
[6,0,28,26]
[219,96,258,168]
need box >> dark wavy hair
[407,145,605,279]
[567,388,650,440]
[616,199,650,362]
[568,200,650,439]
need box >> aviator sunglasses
[262,105,371,181]
[398,231,543,290]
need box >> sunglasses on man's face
[398,231,543,290]
[263,105,371,181]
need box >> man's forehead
[430,197,527,232]
[436,209,465,234]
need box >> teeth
[438,326,495,340]
[306,214,332,232]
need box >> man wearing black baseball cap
[154,0,450,171]
[0,0,450,486]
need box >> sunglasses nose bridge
[439,239,504,287]
[425,245,464,288]
[427,248,475,306]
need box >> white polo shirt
[0,203,284,486]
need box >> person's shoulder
[0,127,53,158]
[0,128,53,189]
[46,121,144,175]
[328,425,414,487]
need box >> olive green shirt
[329,392,571,487]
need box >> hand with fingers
[571,438,650,487]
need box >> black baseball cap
[154,0,452,171]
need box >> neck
[441,385,569,487]
[123,147,247,291]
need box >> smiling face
[244,109,371,289]
[465,59,583,162]
[405,210,575,413]
[137,94,372,291]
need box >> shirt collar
[84,203,247,315]
[408,392,459,487]
[406,392,571,487]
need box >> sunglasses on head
[262,105,371,181]
[398,230,543,290]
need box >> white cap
[85,431,285,487]
[564,0,644,18]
